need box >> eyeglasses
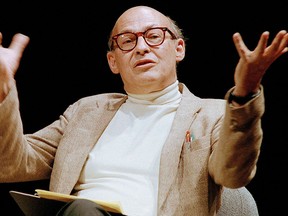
[111,27,177,51]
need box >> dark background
[1,1,287,215]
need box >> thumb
[9,33,30,55]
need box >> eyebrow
[116,24,160,34]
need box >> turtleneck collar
[126,80,182,105]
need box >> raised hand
[0,33,30,101]
[232,30,288,96]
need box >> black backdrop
[1,1,287,215]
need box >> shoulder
[76,92,127,104]
[65,92,127,114]
[180,82,226,109]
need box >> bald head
[113,6,170,34]
[108,6,184,49]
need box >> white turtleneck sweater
[74,81,182,216]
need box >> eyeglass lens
[116,28,165,51]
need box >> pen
[185,130,191,149]
[186,130,191,143]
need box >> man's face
[107,6,185,94]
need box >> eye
[119,33,136,45]
[146,32,161,40]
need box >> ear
[107,51,120,74]
[175,39,185,62]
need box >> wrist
[228,90,260,105]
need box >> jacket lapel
[51,95,127,193]
[158,83,201,208]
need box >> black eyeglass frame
[110,27,177,51]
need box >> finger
[232,32,249,58]
[0,32,2,45]
[269,30,287,51]
[266,30,288,58]
[278,31,288,54]
[254,31,269,55]
[281,47,288,55]
[9,33,30,55]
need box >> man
[0,5,288,216]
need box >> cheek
[158,48,177,68]
[116,59,129,71]
[115,52,132,68]
[111,54,131,74]
[116,57,134,80]
[160,43,177,59]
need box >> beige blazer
[0,82,264,215]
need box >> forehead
[113,6,170,34]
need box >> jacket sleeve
[208,85,265,188]
[0,84,65,182]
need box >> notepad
[10,189,124,216]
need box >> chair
[217,187,259,216]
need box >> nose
[134,36,150,53]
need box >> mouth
[134,59,155,68]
